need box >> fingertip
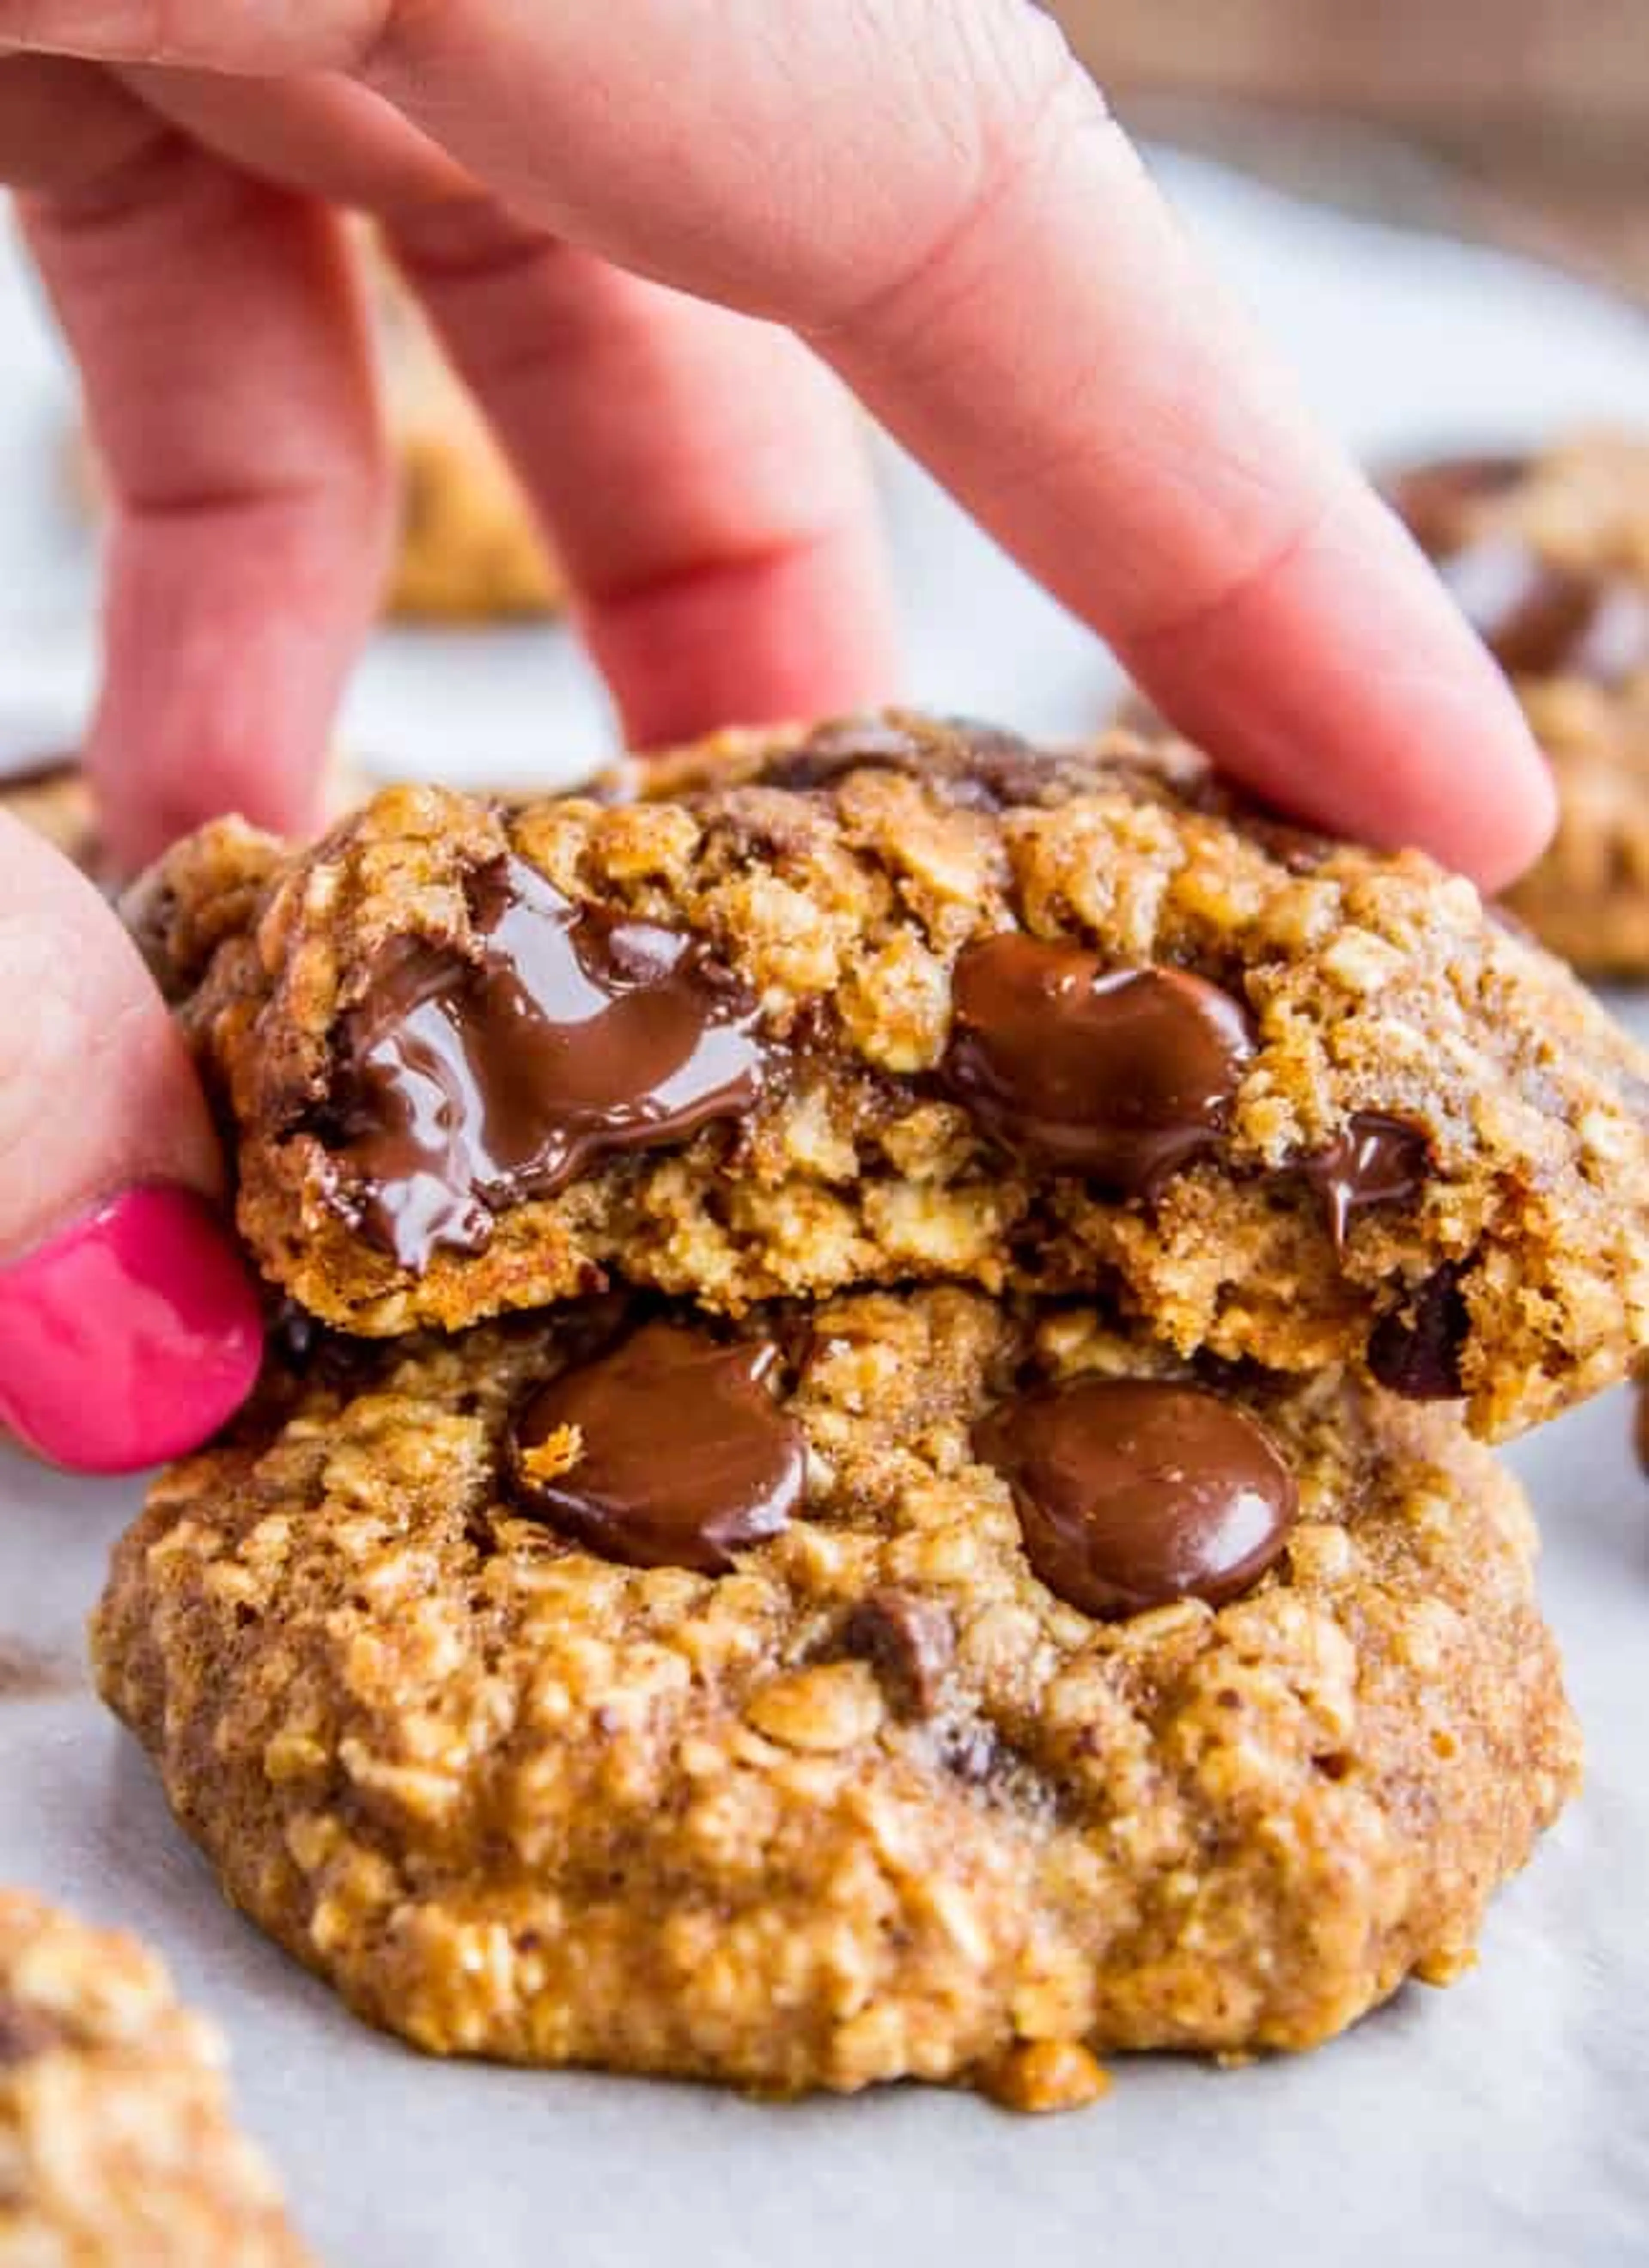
[1436,687,1558,895]
[584,521,900,749]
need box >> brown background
[1053,1,1649,304]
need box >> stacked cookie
[99,711,1649,2108]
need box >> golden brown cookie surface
[94,1286,1579,2105]
[0,1891,312,2262]
[133,712,1649,1437]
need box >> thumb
[0,822,262,1473]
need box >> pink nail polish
[0,1186,263,1475]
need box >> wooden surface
[1057,0,1649,140]
[1050,3,1649,310]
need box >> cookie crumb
[978,2039,1112,2114]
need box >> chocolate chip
[974,1377,1296,1619]
[1635,1382,1649,1480]
[941,936,1255,1194]
[1294,1111,1431,1253]
[1391,453,1649,687]
[1367,1265,1469,1401]
[506,1321,806,1574]
[323,855,773,1270]
[840,1589,954,1717]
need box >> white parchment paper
[1,154,1648,2266]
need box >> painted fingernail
[0,1185,262,1474]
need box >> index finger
[0,0,1555,884]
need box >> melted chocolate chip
[1296,1112,1431,1253]
[974,1376,1296,1619]
[1393,453,1649,687]
[941,936,1255,1193]
[1634,1382,1649,1481]
[1368,1265,1469,1401]
[325,855,771,1269]
[507,1321,805,1574]
[840,1589,954,1717]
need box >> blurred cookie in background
[1387,434,1649,975]
[370,252,566,624]
[67,244,565,630]
[0,1889,314,2263]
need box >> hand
[0,3,1554,1470]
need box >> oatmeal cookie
[0,1891,312,2262]
[1389,433,1649,973]
[132,712,1649,1437]
[94,1286,1578,2105]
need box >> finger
[16,81,392,869]
[116,61,471,210]
[387,204,894,743]
[0,819,261,1472]
[0,2,1554,881]
[86,75,898,740]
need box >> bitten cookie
[0,1891,312,2262]
[1389,433,1649,974]
[94,1286,1579,2108]
[128,712,1649,1437]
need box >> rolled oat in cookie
[94,1286,1579,2108]
[132,711,1649,1437]
[1389,432,1649,974]
[0,1891,313,2262]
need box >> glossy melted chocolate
[507,1321,805,1574]
[326,857,769,1268]
[974,1375,1296,1619]
[941,935,1256,1192]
